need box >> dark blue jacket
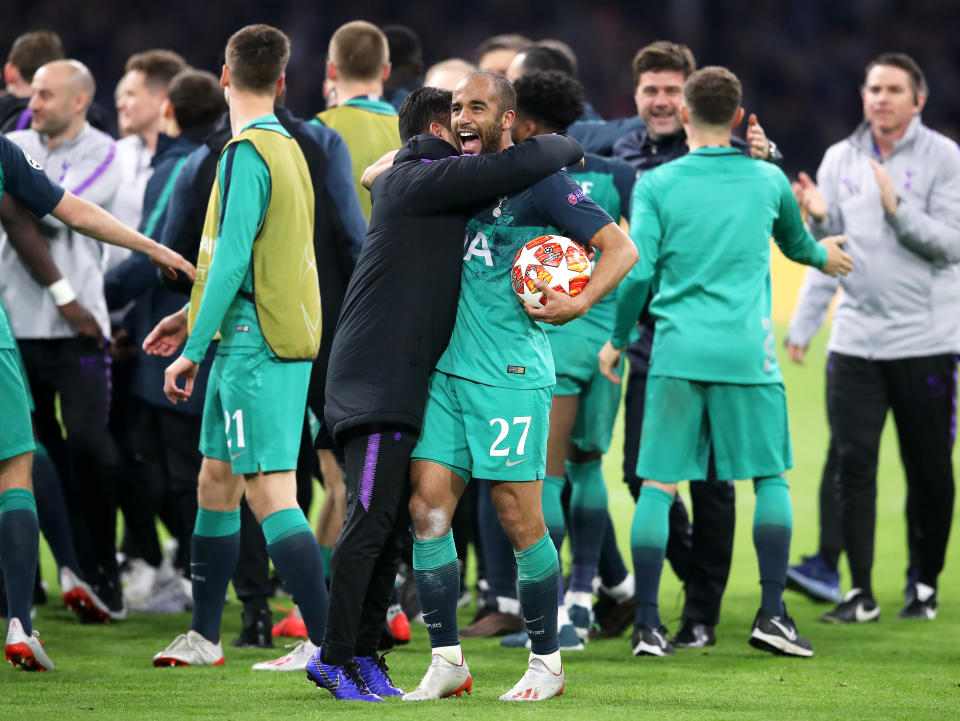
[568,103,647,157]
[104,126,216,414]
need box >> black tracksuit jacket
[323,132,584,443]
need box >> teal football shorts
[411,370,553,482]
[199,346,311,475]
[0,348,36,461]
[637,376,793,483]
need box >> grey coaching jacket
[786,116,960,359]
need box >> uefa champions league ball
[511,235,592,309]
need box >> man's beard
[479,120,503,154]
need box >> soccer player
[493,70,638,651]
[316,20,400,222]
[0,133,193,671]
[309,86,584,701]
[148,24,329,668]
[403,71,637,702]
[611,41,781,647]
[599,66,852,658]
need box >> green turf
[5,331,960,719]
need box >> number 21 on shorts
[224,409,246,450]
[489,416,531,460]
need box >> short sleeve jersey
[435,168,613,389]
[547,153,636,348]
[0,135,65,349]
[618,147,826,384]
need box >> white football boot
[5,618,54,671]
[60,566,116,623]
[499,653,565,701]
[251,639,317,670]
[402,650,472,701]
[153,630,224,667]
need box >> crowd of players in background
[0,18,957,703]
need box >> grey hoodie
[787,116,960,359]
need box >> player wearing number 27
[404,71,637,702]
[147,25,331,668]
[599,66,853,659]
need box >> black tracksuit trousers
[826,352,956,595]
[322,425,416,665]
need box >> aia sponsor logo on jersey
[566,188,586,206]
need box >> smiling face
[28,64,83,137]
[862,64,923,137]
[451,74,511,154]
[634,69,686,140]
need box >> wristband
[47,278,77,306]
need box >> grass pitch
[4,331,960,720]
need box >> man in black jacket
[308,86,583,701]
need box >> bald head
[425,58,477,91]
[36,60,95,106]
[28,59,96,140]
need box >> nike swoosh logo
[523,615,544,624]
[505,458,528,467]
[314,659,339,690]
[855,604,879,622]
[422,608,438,616]
[230,451,246,460]
[769,617,797,641]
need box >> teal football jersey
[435,168,613,389]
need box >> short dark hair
[632,41,696,87]
[683,66,741,127]
[514,70,584,133]
[125,49,187,92]
[520,45,576,78]
[534,39,578,77]
[465,70,516,115]
[398,86,452,143]
[865,52,928,100]
[167,69,225,130]
[475,33,532,63]
[225,24,290,94]
[8,31,63,83]
[329,21,389,82]
[382,25,423,76]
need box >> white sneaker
[5,618,54,671]
[153,630,224,667]
[122,558,158,605]
[59,567,113,623]
[130,561,189,614]
[251,640,317,670]
[402,652,472,701]
[499,654,564,701]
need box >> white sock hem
[603,573,635,602]
[433,644,463,665]
[530,650,562,675]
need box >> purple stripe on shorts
[360,433,380,511]
[70,138,117,196]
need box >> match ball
[511,235,592,309]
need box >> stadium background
[1,0,958,180]
[3,2,960,717]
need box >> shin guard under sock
[516,532,562,655]
[630,486,673,629]
[190,508,240,643]
[567,459,608,593]
[412,530,461,648]
[753,476,793,616]
[0,489,39,635]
